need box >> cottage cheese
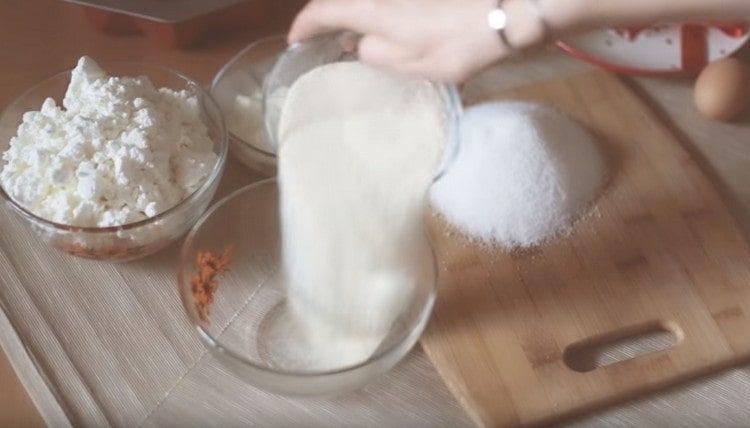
[0,56,219,227]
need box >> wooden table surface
[2,1,750,426]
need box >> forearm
[288,0,750,83]
[543,0,750,36]
[503,0,750,54]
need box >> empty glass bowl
[178,179,438,395]
[0,62,228,262]
[210,35,286,176]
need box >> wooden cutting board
[421,70,750,427]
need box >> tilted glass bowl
[0,62,228,262]
[262,32,462,178]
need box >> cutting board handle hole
[563,321,683,372]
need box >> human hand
[288,0,547,83]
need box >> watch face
[558,23,749,75]
[60,0,249,23]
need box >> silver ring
[488,0,550,53]
[487,1,515,52]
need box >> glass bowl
[210,35,286,176]
[0,62,228,262]
[178,179,438,395]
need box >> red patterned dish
[558,23,749,75]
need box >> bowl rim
[178,177,439,377]
[0,60,229,234]
[209,34,287,160]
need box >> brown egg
[694,57,750,121]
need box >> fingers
[358,35,411,70]
[358,36,429,80]
[288,0,380,43]
[395,57,472,84]
[287,0,474,83]
[360,39,469,83]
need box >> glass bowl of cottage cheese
[210,35,286,177]
[0,57,228,262]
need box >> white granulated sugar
[431,101,605,248]
[278,62,445,369]
[0,56,218,227]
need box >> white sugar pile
[431,101,605,248]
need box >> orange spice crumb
[191,245,234,323]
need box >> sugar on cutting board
[431,101,606,248]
